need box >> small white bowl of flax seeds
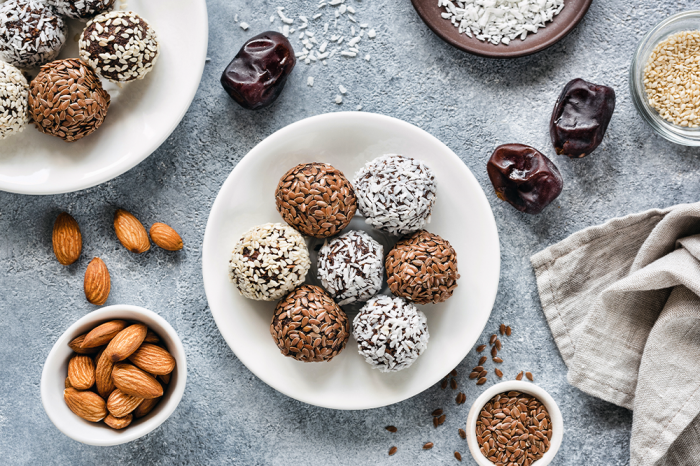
[466,381,563,466]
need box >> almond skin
[128,343,176,375]
[68,334,100,354]
[104,413,132,430]
[107,388,144,417]
[81,320,126,348]
[84,257,111,305]
[133,397,160,419]
[104,323,147,362]
[114,209,150,254]
[149,222,183,251]
[64,387,107,422]
[52,212,82,265]
[95,350,116,399]
[112,363,163,399]
[68,355,95,390]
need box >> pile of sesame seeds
[0,60,28,139]
[353,295,430,373]
[438,0,565,45]
[228,223,311,301]
[317,230,384,306]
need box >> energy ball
[271,284,349,363]
[47,0,114,19]
[79,11,159,83]
[353,154,437,236]
[317,230,384,306]
[386,230,459,305]
[275,162,357,238]
[228,223,310,301]
[353,295,429,373]
[0,60,28,139]
[28,58,110,142]
[0,0,67,69]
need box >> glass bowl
[630,10,700,146]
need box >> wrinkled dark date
[487,144,564,215]
[221,31,296,110]
[550,78,616,159]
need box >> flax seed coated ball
[386,230,459,305]
[47,0,115,19]
[79,11,159,84]
[275,162,358,238]
[270,285,350,362]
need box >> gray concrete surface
[1,0,699,464]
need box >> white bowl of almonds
[40,305,186,446]
[465,381,563,466]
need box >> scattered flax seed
[469,371,479,379]
[433,416,439,428]
[449,369,457,377]
[495,368,503,378]
[454,451,463,461]
[389,446,397,456]
[473,366,484,372]
[441,379,448,389]
[493,357,503,363]
[432,409,443,416]
[495,339,502,351]
[456,392,466,405]
[477,344,487,353]
[479,356,487,365]
[423,442,434,450]
[458,428,467,439]
[437,414,446,426]
[477,377,487,385]
[479,370,487,378]
[491,346,498,357]
[450,378,458,390]
[385,426,397,433]
[506,326,512,336]
[516,371,524,381]
[526,371,534,381]
[489,334,497,345]
[499,324,506,335]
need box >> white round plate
[202,112,501,410]
[0,0,208,195]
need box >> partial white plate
[0,0,208,195]
[202,112,501,410]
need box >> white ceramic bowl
[40,305,187,446]
[466,381,563,466]
[202,112,501,410]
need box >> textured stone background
[1,0,699,464]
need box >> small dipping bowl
[40,304,187,446]
[466,381,563,466]
[630,10,700,146]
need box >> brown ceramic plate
[411,0,593,58]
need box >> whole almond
[107,388,144,417]
[133,397,160,419]
[112,363,163,399]
[68,355,95,390]
[104,323,147,362]
[150,222,183,251]
[68,334,100,354]
[81,320,126,348]
[64,387,107,422]
[128,343,176,375]
[95,350,116,399]
[65,377,72,389]
[104,413,132,430]
[114,209,150,254]
[144,329,160,344]
[52,212,82,265]
[84,258,111,305]
[158,373,171,385]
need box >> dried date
[550,78,616,158]
[487,144,563,215]
[220,31,296,110]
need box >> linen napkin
[530,202,700,466]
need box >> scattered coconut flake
[356,104,363,111]
[339,84,347,94]
[239,22,249,30]
[335,95,343,104]
[307,76,314,86]
[364,54,370,61]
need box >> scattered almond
[84,257,111,305]
[104,323,147,362]
[112,363,163,399]
[114,209,150,254]
[107,388,144,418]
[68,355,95,390]
[149,222,183,251]
[52,212,82,265]
[64,388,107,422]
[129,343,176,375]
[133,397,160,419]
[423,442,434,450]
[104,413,133,430]
[95,350,116,399]
[81,320,126,348]
[68,334,100,354]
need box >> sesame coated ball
[0,60,28,139]
[79,11,159,84]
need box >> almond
[128,343,176,375]
[158,373,171,385]
[133,397,160,419]
[68,355,95,390]
[104,323,147,362]
[64,387,107,422]
[104,413,133,430]
[149,222,183,251]
[84,257,111,305]
[107,388,144,417]
[114,209,150,254]
[112,363,163,399]
[81,320,126,348]
[65,377,72,389]
[52,212,82,265]
[95,350,116,399]
[68,334,100,354]
[144,329,160,344]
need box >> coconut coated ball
[47,0,114,19]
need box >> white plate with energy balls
[202,112,501,410]
[0,0,207,195]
